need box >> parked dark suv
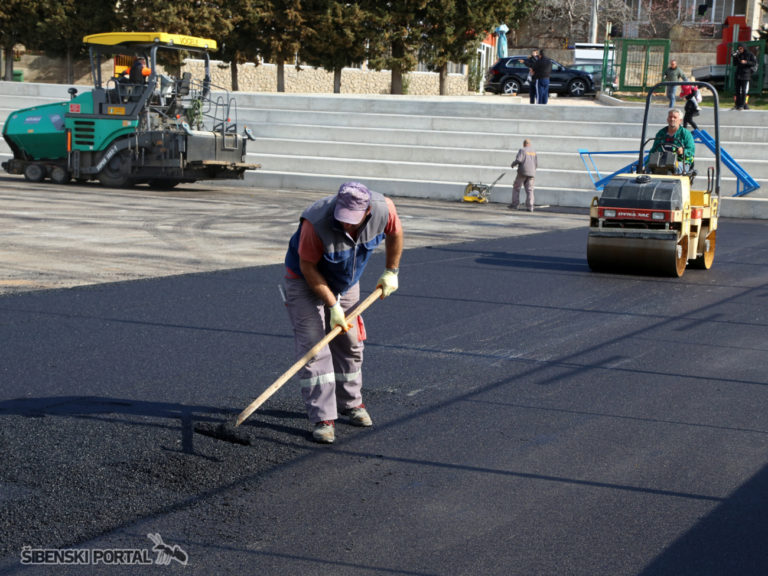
[484,55,594,97]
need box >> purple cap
[334,182,371,224]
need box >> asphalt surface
[1,178,768,575]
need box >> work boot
[312,420,335,443]
[341,404,373,427]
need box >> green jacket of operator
[649,108,695,172]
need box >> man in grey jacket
[508,139,538,212]
[662,60,686,108]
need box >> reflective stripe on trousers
[284,278,364,423]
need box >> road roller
[587,81,720,277]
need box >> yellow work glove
[376,268,399,299]
[329,301,351,332]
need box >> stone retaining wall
[13,53,475,95]
[198,61,474,95]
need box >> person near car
[283,181,404,444]
[662,60,686,108]
[532,50,552,104]
[507,139,537,212]
[525,49,539,104]
[649,109,695,174]
[731,44,757,110]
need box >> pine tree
[361,0,430,94]
[37,0,120,84]
[301,0,367,93]
[218,0,268,91]
[250,0,305,92]
[115,0,234,77]
[420,0,533,95]
[0,0,48,81]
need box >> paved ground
[0,176,585,295]
[1,177,767,575]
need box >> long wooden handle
[235,288,383,426]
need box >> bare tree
[522,0,629,46]
[639,0,689,38]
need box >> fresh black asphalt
[1,218,767,575]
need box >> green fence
[614,39,671,93]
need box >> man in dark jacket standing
[525,49,539,104]
[732,44,757,110]
[532,50,552,104]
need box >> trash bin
[12,70,23,82]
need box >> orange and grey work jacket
[511,146,537,177]
[285,191,389,296]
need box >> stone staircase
[1,81,767,218]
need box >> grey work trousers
[284,278,365,423]
[511,173,535,210]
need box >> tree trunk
[277,60,285,92]
[231,60,240,92]
[390,65,403,94]
[439,62,448,95]
[390,39,405,94]
[333,67,342,93]
[3,47,13,82]
[66,47,74,85]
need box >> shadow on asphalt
[639,462,768,575]
[0,396,309,452]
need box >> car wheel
[502,78,521,95]
[567,79,588,97]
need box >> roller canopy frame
[580,81,759,197]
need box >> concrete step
[1,79,766,128]
[236,90,768,127]
[238,107,768,144]
[245,136,768,178]
[240,148,763,199]
[243,170,768,221]
[1,81,767,216]
[247,121,768,161]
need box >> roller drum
[587,233,687,277]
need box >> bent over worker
[283,182,404,444]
